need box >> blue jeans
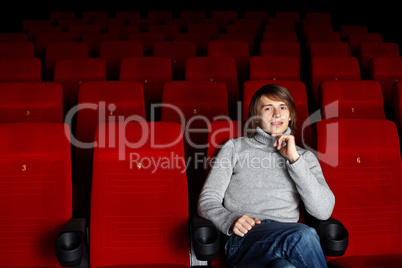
[224,220,327,268]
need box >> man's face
[258,95,290,135]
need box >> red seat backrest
[90,121,190,267]
[0,58,41,82]
[0,82,63,123]
[316,118,402,257]
[54,58,107,116]
[0,123,72,267]
[320,80,385,119]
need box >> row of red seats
[0,55,400,114]
[0,79,397,138]
[3,26,381,59]
[20,20,377,47]
[1,118,401,267]
[17,14,386,60]
[21,10,330,35]
[16,9,385,67]
[0,79,401,213]
[1,37,395,78]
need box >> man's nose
[273,108,281,118]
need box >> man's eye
[281,107,287,110]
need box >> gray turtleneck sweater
[197,127,335,236]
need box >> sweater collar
[254,126,291,147]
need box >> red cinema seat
[99,40,143,80]
[275,11,300,22]
[73,81,146,213]
[187,23,219,40]
[242,80,312,149]
[82,33,121,57]
[174,33,210,56]
[185,56,239,118]
[264,19,295,32]
[27,26,61,42]
[304,31,342,47]
[148,24,180,41]
[53,58,107,116]
[44,42,89,80]
[0,33,27,42]
[348,32,382,56]
[82,10,108,24]
[212,10,237,23]
[128,32,165,56]
[310,56,361,107]
[309,42,351,58]
[249,56,300,81]
[199,18,229,33]
[147,10,173,23]
[35,32,74,60]
[68,24,101,41]
[218,33,256,54]
[306,12,331,24]
[180,10,205,22]
[161,81,229,147]
[262,32,299,42]
[225,23,260,37]
[180,10,206,22]
[0,41,34,58]
[358,42,400,79]
[316,119,402,267]
[161,81,229,212]
[0,123,72,267]
[119,56,172,120]
[115,10,140,21]
[161,81,229,150]
[153,41,197,80]
[0,58,41,82]
[93,18,125,32]
[56,18,86,32]
[90,121,190,267]
[165,18,197,33]
[259,40,301,65]
[207,40,250,84]
[369,56,402,111]
[107,25,140,38]
[244,10,270,22]
[115,11,141,23]
[302,23,333,35]
[340,25,369,41]
[320,80,385,120]
[234,18,263,27]
[0,82,63,123]
[128,17,159,31]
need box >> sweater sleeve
[286,150,335,220]
[197,139,242,236]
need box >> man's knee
[288,224,321,247]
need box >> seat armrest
[55,218,88,267]
[191,215,220,261]
[306,214,349,257]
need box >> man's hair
[246,84,297,138]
